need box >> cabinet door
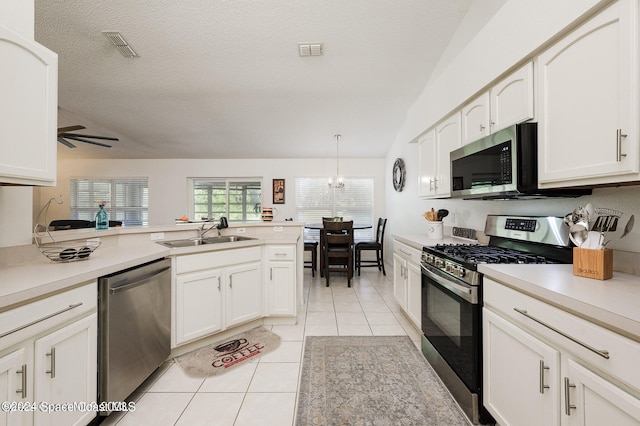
[417,129,436,197]
[537,0,638,187]
[0,347,31,426]
[226,262,262,327]
[483,309,560,426]
[267,261,295,316]
[392,253,408,309]
[434,112,461,197]
[34,314,97,426]
[0,26,57,186]
[565,358,640,425]
[405,261,422,329]
[490,62,534,133]
[461,92,491,145]
[175,268,224,345]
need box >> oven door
[421,262,481,392]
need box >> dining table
[304,223,373,277]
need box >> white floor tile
[338,325,373,336]
[248,363,300,393]
[115,392,193,426]
[336,311,368,325]
[305,311,336,325]
[259,341,303,363]
[234,393,296,426]
[304,324,338,336]
[147,363,204,393]
[198,362,257,393]
[333,301,364,313]
[175,392,244,426]
[271,323,305,341]
[365,312,400,325]
[370,324,407,336]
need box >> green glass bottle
[96,204,109,230]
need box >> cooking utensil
[569,222,589,247]
[601,214,634,248]
[437,209,449,221]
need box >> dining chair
[322,220,354,287]
[355,217,387,275]
[303,241,318,276]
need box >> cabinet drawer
[393,240,421,264]
[484,278,640,392]
[176,246,262,274]
[266,245,295,261]
[0,282,97,349]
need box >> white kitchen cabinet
[483,277,640,426]
[173,246,263,346]
[33,314,97,426]
[537,0,639,188]
[461,62,534,146]
[0,25,58,186]
[265,245,296,317]
[175,268,224,344]
[483,308,561,426]
[418,112,461,198]
[0,282,97,426]
[0,347,31,425]
[392,240,421,329]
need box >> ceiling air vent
[102,31,139,57]
[298,43,323,57]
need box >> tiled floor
[100,265,425,426]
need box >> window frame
[188,177,262,222]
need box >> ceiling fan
[57,125,118,148]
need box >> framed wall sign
[273,179,285,204]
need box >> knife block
[573,247,613,280]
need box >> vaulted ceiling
[35,0,472,159]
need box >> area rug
[296,336,469,426]
[174,327,281,377]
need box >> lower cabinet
[265,245,296,317]
[392,240,421,329]
[173,246,263,346]
[0,282,97,426]
[483,278,640,426]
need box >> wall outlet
[150,232,165,241]
[274,226,283,232]
[86,238,100,244]
[236,228,246,234]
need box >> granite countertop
[479,263,640,343]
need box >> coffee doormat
[175,327,281,377]
[296,336,469,425]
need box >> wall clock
[392,158,406,192]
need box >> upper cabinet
[418,112,461,198]
[537,0,639,188]
[461,62,534,146]
[0,25,58,186]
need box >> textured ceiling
[35,0,472,159]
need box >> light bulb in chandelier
[328,134,345,189]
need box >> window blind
[70,178,149,226]
[295,177,374,240]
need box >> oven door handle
[421,264,477,304]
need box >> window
[190,178,262,222]
[295,177,374,240]
[70,178,149,226]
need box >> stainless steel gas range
[420,215,572,424]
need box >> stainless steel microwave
[450,123,591,200]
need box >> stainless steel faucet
[198,216,228,239]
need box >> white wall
[38,157,386,227]
[385,0,640,254]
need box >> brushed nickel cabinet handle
[539,360,549,394]
[514,308,610,359]
[617,129,628,162]
[564,377,576,415]
[0,303,83,339]
[46,347,56,378]
[16,364,27,398]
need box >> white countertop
[393,233,478,251]
[479,264,640,342]
[0,225,301,312]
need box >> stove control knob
[456,267,466,278]
[435,259,443,268]
[445,264,452,273]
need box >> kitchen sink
[157,235,256,248]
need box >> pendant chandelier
[328,134,345,188]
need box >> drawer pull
[539,360,549,394]
[514,308,610,359]
[616,129,628,162]
[564,377,576,415]
[0,303,83,339]
[16,364,27,398]
[46,347,56,378]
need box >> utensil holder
[573,248,613,280]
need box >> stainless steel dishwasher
[98,258,171,411]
